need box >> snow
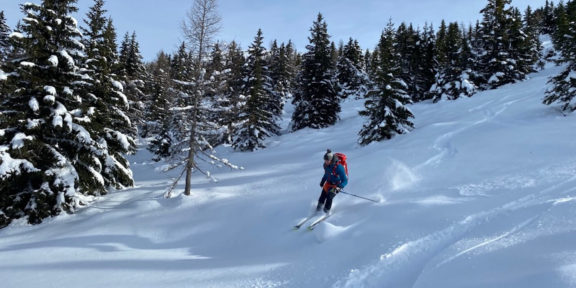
[0,146,40,179]
[1,65,576,287]
[10,133,33,149]
[19,61,35,68]
[9,32,24,39]
[28,97,39,112]
[112,80,124,92]
[48,55,59,67]
[59,50,75,68]
[44,85,56,96]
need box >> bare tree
[182,0,221,62]
[181,0,221,196]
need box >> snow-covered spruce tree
[145,52,174,160]
[429,22,477,102]
[216,41,246,146]
[269,40,294,105]
[0,1,108,226]
[522,6,545,68]
[358,21,414,145]
[412,23,438,102]
[118,31,146,132]
[142,51,171,137]
[539,0,557,35]
[203,42,233,147]
[291,13,340,131]
[477,0,538,89]
[543,2,576,113]
[232,29,280,151]
[0,11,11,64]
[81,0,135,189]
[396,23,430,102]
[509,8,541,75]
[552,1,570,54]
[283,40,300,92]
[165,44,194,163]
[336,38,370,100]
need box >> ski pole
[340,191,379,203]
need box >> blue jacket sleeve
[337,164,348,188]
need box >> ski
[307,213,331,230]
[293,212,319,230]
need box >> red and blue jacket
[321,162,348,192]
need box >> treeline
[0,0,575,227]
[0,0,142,227]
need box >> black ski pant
[317,189,336,212]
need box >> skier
[317,149,348,214]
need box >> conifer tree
[552,2,569,51]
[359,22,414,145]
[477,0,538,89]
[292,13,339,131]
[540,0,557,34]
[171,42,191,81]
[284,40,299,90]
[336,38,369,99]
[81,0,136,188]
[118,32,146,133]
[125,32,145,78]
[0,0,108,226]
[396,23,425,101]
[543,1,576,113]
[510,8,541,75]
[0,11,11,64]
[232,29,280,151]
[217,41,246,145]
[166,44,194,161]
[430,22,477,102]
[146,52,174,160]
[417,23,439,102]
[118,32,131,76]
[203,42,234,147]
[269,40,294,102]
[103,18,118,64]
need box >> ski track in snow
[335,173,576,288]
[333,71,576,288]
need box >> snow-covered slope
[1,64,576,288]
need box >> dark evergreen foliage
[232,29,280,151]
[544,0,576,113]
[476,0,539,89]
[359,22,414,145]
[0,11,11,64]
[430,22,477,102]
[336,38,369,100]
[291,13,340,131]
[217,41,246,145]
[81,0,136,189]
[145,52,174,160]
[0,0,110,226]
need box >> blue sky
[2,0,549,61]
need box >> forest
[0,0,575,228]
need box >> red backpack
[333,152,349,176]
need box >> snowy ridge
[1,64,576,287]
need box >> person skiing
[317,149,348,214]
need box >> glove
[320,179,326,187]
[329,187,341,194]
[327,187,340,200]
